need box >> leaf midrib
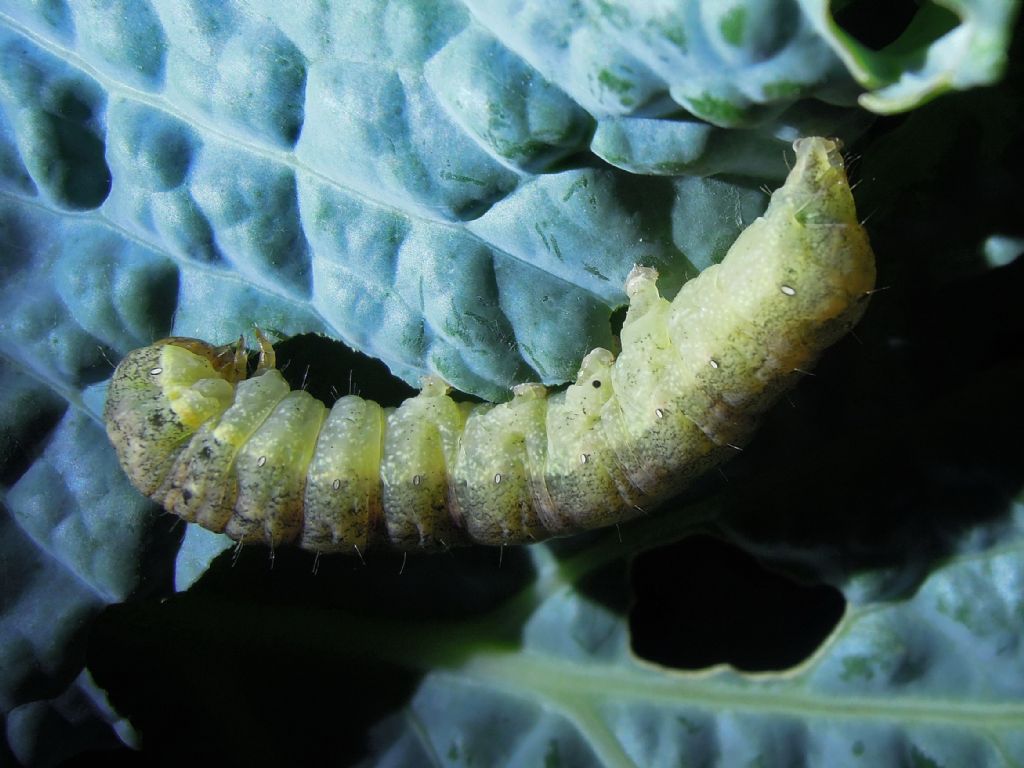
[447,650,1024,730]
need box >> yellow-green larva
[104,137,875,554]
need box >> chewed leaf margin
[799,0,1022,113]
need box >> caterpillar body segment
[104,137,875,554]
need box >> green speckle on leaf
[720,6,747,46]
[654,160,692,174]
[561,176,590,203]
[593,0,630,29]
[763,80,803,100]
[544,739,562,768]
[549,234,563,261]
[439,171,488,187]
[533,223,552,253]
[661,22,688,51]
[840,655,875,681]
[598,69,635,101]
[444,315,471,343]
[910,746,942,768]
[464,311,492,329]
[677,716,701,734]
[685,93,747,125]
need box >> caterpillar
[104,137,874,555]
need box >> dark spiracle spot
[630,534,844,672]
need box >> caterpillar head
[103,337,254,496]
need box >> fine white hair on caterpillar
[104,137,875,554]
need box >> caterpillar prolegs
[104,137,875,554]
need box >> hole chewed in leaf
[270,333,416,408]
[833,0,958,53]
[629,535,844,672]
